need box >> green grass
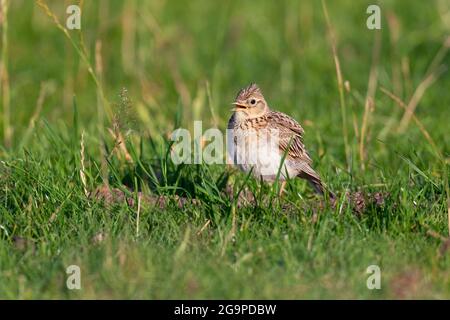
[0,0,449,299]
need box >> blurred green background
[0,0,449,299]
[4,1,449,144]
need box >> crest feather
[235,83,263,101]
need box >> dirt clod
[12,236,35,253]
[343,191,389,215]
[91,185,199,209]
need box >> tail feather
[298,170,335,200]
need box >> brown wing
[267,111,313,164]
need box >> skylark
[227,83,334,198]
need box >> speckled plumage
[228,83,333,197]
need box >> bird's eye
[250,99,256,105]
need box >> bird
[227,83,334,199]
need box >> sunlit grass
[0,0,449,299]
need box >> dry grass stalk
[386,12,402,97]
[35,0,112,119]
[426,228,447,241]
[399,37,450,131]
[136,194,141,237]
[95,39,109,183]
[197,219,211,236]
[107,125,133,163]
[321,0,350,168]
[107,87,133,164]
[359,31,381,170]
[80,131,89,198]
[20,82,52,147]
[380,87,442,159]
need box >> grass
[0,0,450,299]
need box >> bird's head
[232,83,269,120]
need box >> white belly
[227,128,297,181]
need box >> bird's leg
[278,181,287,197]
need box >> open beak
[231,102,247,111]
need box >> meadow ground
[0,0,449,299]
